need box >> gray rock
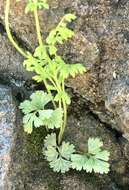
[0,85,17,190]
[0,1,129,189]
[1,0,129,149]
[0,33,32,82]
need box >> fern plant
[5,0,110,174]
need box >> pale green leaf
[22,112,43,134]
[59,63,86,80]
[83,157,95,173]
[39,109,53,119]
[25,0,49,13]
[30,91,52,110]
[44,146,58,162]
[47,85,57,91]
[54,91,71,105]
[44,135,75,173]
[46,29,57,45]
[71,154,86,171]
[25,2,35,13]
[50,158,71,173]
[19,91,53,133]
[44,133,57,148]
[46,14,76,46]
[33,115,43,127]
[19,100,37,114]
[48,45,57,55]
[23,113,34,124]
[92,159,110,174]
[95,150,110,161]
[34,46,48,61]
[39,108,63,129]
[32,75,44,82]
[23,56,39,71]
[71,138,110,174]
[88,138,103,155]
[23,115,34,134]
[24,122,33,134]
[59,142,75,160]
[63,14,76,22]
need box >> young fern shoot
[5,0,110,174]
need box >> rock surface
[0,85,17,190]
[0,1,129,189]
[0,33,32,83]
[0,0,129,138]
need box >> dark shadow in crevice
[0,22,6,34]
[68,86,123,142]
[89,110,123,139]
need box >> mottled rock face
[0,33,33,82]
[0,1,129,137]
[0,85,17,190]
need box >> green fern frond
[25,0,49,14]
[46,14,76,46]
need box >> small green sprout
[25,0,49,14]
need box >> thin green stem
[62,81,65,91]
[33,1,56,109]
[33,0,43,47]
[52,78,68,144]
[44,80,56,109]
[5,0,28,58]
[58,99,67,145]
[48,78,57,89]
[52,75,62,92]
[59,100,62,109]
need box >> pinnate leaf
[63,14,77,22]
[54,91,71,105]
[59,63,86,80]
[46,14,76,46]
[25,0,49,13]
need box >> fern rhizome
[5,0,110,174]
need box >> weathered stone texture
[0,33,33,82]
[0,1,129,137]
[0,85,17,190]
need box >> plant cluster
[5,0,110,174]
